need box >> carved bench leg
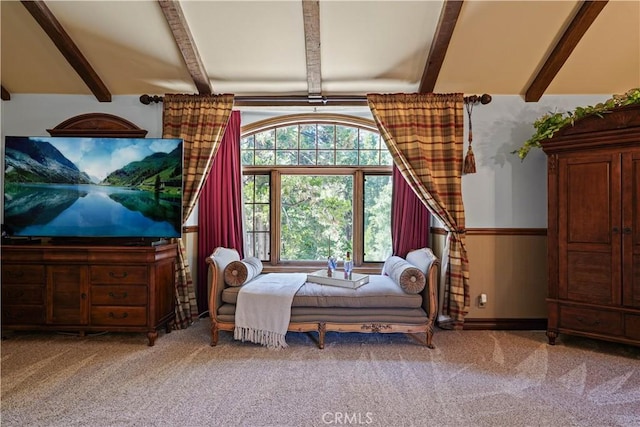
[425,324,435,349]
[318,323,326,349]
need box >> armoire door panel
[566,251,615,304]
[622,152,640,308]
[558,154,620,306]
[565,159,615,244]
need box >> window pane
[380,150,393,165]
[255,204,270,231]
[280,175,353,261]
[336,126,358,149]
[255,130,275,150]
[299,150,316,165]
[241,135,254,149]
[359,130,380,150]
[254,232,270,261]
[317,151,334,165]
[276,126,298,149]
[241,151,254,165]
[255,150,275,165]
[364,175,392,262]
[276,150,298,165]
[300,124,316,149]
[317,125,335,149]
[359,150,379,166]
[336,150,357,165]
[254,175,270,203]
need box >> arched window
[241,114,392,266]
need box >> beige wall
[432,230,547,319]
[189,229,547,320]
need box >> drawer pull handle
[108,312,128,319]
[108,272,128,279]
[108,292,128,299]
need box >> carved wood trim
[47,113,148,138]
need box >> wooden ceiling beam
[158,0,212,95]
[1,85,10,101]
[302,0,322,97]
[525,0,608,102]
[419,0,464,93]
[21,0,111,102]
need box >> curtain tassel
[463,144,476,174]
[463,102,476,174]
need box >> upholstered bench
[206,248,439,349]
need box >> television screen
[3,136,183,240]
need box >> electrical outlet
[478,293,487,308]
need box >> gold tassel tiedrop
[463,101,477,174]
[463,144,476,174]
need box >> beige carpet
[1,320,639,427]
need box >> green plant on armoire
[515,88,640,160]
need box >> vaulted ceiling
[2,0,639,106]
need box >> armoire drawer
[91,285,147,306]
[90,265,147,284]
[559,306,623,336]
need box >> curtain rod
[139,93,492,106]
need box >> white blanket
[234,273,307,349]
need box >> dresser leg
[546,330,557,345]
[147,330,158,346]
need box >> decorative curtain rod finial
[139,94,164,105]
[464,94,492,105]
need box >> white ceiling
[1,0,639,105]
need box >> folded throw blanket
[234,273,307,349]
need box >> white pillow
[405,248,437,275]
[212,247,241,272]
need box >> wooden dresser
[541,104,640,347]
[1,243,177,345]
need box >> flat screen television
[3,136,183,242]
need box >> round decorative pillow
[224,257,263,286]
[383,256,426,294]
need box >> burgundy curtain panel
[197,110,244,314]
[391,165,430,258]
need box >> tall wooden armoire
[541,104,640,347]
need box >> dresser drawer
[2,285,45,304]
[1,265,45,284]
[560,306,623,335]
[90,306,147,326]
[91,285,147,306]
[90,266,147,284]
[2,306,45,325]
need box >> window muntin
[241,120,391,167]
[241,114,392,265]
[243,174,270,261]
